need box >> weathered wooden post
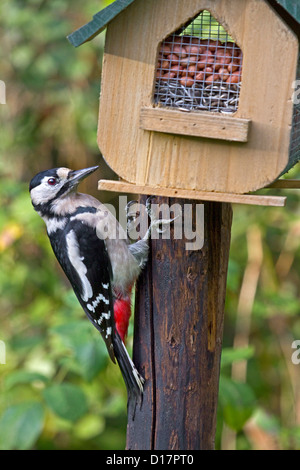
[126,197,232,450]
[68,0,300,451]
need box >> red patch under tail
[114,297,132,342]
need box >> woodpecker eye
[47,177,57,186]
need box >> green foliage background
[1,0,300,450]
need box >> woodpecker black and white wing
[49,219,115,362]
[30,166,145,401]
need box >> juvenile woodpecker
[29,166,152,401]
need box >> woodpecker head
[29,166,99,216]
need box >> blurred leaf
[43,383,88,422]
[10,333,44,351]
[51,320,91,339]
[0,402,44,450]
[74,340,107,381]
[221,346,255,369]
[0,222,23,251]
[253,291,300,318]
[280,426,300,450]
[252,408,280,434]
[219,377,256,431]
[5,371,49,390]
[52,320,108,381]
[183,10,234,42]
[74,414,105,440]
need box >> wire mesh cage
[154,10,243,114]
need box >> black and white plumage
[29,166,147,401]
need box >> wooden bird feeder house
[68,0,300,451]
[69,0,300,207]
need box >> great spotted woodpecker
[29,166,156,401]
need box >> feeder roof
[67,0,300,47]
[67,0,135,47]
[276,0,300,23]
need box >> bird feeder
[68,0,300,451]
[69,0,300,207]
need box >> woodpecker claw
[143,196,179,240]
[126,197,179,241]
[149,216,179,236]
[145,196,156,219]
[125,200,140,238]
[125,200,139,219]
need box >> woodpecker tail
[113,331,144,402]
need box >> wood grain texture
[97,0,299,194]
[140,107,251,142]
[98,179,287,207]
[126,197,233,450]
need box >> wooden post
[126,197,233,450]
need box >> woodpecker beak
[68,166,99,187]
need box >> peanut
[171,64,183,76]
[160,60,169,70]
[226,74,239,84]
[180,76,194,87]
[227,62,239,73]
[218,67,230,80]
[173,44,187,57]
[206,73,220,84]
[167,53,179,65]
[195,71,205,82]
[188,64,197,77]
[160,44,171,56]
[208,40,220,52]
[185,44,202,55]
[161,71,176,80]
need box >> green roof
[67,0,135,47]
[67,0,300,48]
[275,0,300,23]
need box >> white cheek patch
[30,176,65,205]
[66,229,93,302]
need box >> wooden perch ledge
[98,180,287,207]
